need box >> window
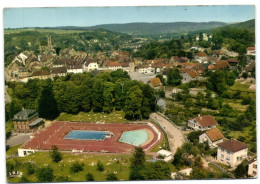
[226,156,230,161]
[227,150,230,154]
[221,154,224,158]
[253,171,257,175]
[253,164,257,169]
[221,148,224,152]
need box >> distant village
[6,34,256,87]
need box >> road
[5,86,11,103]
[150,113,186,155]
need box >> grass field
[222,99,248,112]
[230,80,255,92]
[6,144,22,157]
[57,111,128,123]
[5,29,88,34]
[6,152,177,182]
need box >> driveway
[150,113,186,155]
[6,134,31,147]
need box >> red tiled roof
[194,115,218,127]
[108,62,122,67]
[205,128,224,142]
[196,52,207,57]
[247,47,255,50]
[186,69,199,78]
[227,58,239,63]
[217,139,248,152]
[214,60,231,70]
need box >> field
[57,111,128,123]
[230,79,256,92]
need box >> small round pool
[119,129,148,146]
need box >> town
[4,7,256,183]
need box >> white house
[217,139,248,167]
[67,65,83,73]
[247,47,255,56]
[157,149,173,162]
[107,62,122,71]
[248,158,257,178]
[12,52,29,65]
[85,62,99,72]
[138,65,155,74]
[199,128,224,148]
[182,70,199,83]
[188,115,218,131]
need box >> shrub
[26,162,36,175]
[86,172,94,181]
[36,166,54,182]
[50,145,62,163]
[97,160,104,172]
[106,173,118,181]
[55,175,70,182]
[70,162,84,173]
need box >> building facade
[217,139,248,167]
[13,109,44,133]
[199,128,224,148]
[188,115,218,131]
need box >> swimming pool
[119,130,149,146]
[64,130,109,140]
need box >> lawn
[230,80,253,92]
[222,99,248,112]
[57,111,128,123]
[6,144,22,157]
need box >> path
[5,86,11,103]
[6,134,31,147]
[150,113,186,155]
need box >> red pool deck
[21,121,163,153]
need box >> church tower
[47,35,53,50]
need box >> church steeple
[48,35,53,50]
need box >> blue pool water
[64,130,109,140]
[119,130,148,146]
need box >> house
[67,64,83,73]
[244,61,255,77]
[195,52,207,63]
[137,65,155,74]
[227,58,239,69]
[85,61,99,72]
[121,62,130,72]
[53,59,66,68]
[248,157,257,178]
[13,108,44,133]
[50,67,67,77]
[212,50,223,57]
[188,115,218,131]
[199,128,225,148]
[31,70,50,79]
[247,47,255,56]
[213,60,231,71]
[217,139,248,167]
[107,62,122,71]
[195,33,209,41]
[150,77,162,87]
[157,149,173,162]
[182,69,199,83]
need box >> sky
[4,5,255,28]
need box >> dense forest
[5,69,157,122]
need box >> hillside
[17,21,227,37]
[227,19,255,32]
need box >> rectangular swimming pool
[64,130,109,140]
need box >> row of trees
[6,69,157,121]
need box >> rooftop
[193,115,218,127]
[13,109,38,121]
[217,139,248,152]
[205,128,224,142]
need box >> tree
[124,86,143,120]
[141,161,171,180]
[25,162,36,175]
[19,176,30,183]
[86,172,94,181]
[234,160,248,178]
[103,82,114,113]
[199,32,203,41]
[167,69,182,86]
[193,157,203,169]
[106,173,118,181]
[36,166,54,182]
[187,131,203,143]
[92,80,104,112]
[49,145,62,163]
[242,72,248,79]
[129,147,146,180]
[97,160,104,172]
